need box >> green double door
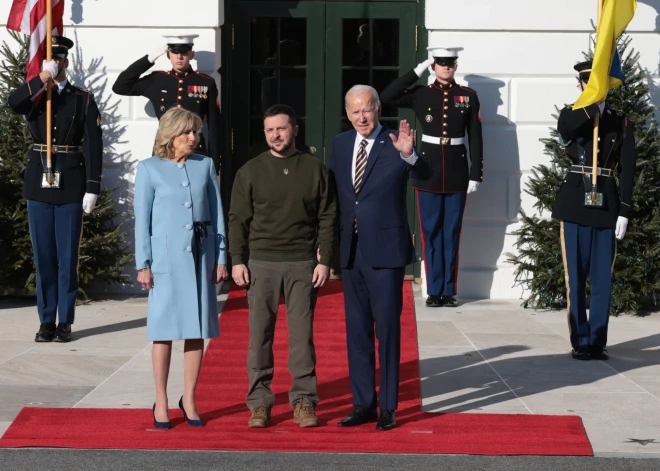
[229,1,421,277]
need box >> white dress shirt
[351,123,418,184]
[598,102,605,116]
[56,79,67,95]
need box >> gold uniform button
[443,131,448,135]
[428,108,431,111]
[179,80,183,83]
[179,88,183,91]
[177,105,181,108]
[443,114,448,118]
[444,98,448,102]
[178,96,181,100]
[444,106,448,110]
[444,92,448,96]
[443,123,447,127]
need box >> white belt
[422,135,465,146]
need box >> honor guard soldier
[112,34,221,174]
[553,60,635,361]
[8,35,103,343]
[381,46,483,308]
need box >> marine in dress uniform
[7,36,103,343]
[381,46,483,308]
[112,35,221,174]
[553,60,635,361]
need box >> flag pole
[592,0,603,190]
[45,0,53,185]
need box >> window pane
[250,18,278,66]
[341,119,353,133]
[373,19,399,67]
[249,118,269,160]
[343,19,370,66]
[280,18,307,66]
[296,119,308,153]
[342,69,370,102]
[382,119,399,133]
[373,70,400,117]
[250,67,275,116]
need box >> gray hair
[344,84,381,111]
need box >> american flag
[7,0,65,81]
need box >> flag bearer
[553,60,635,361]
[8,35,103,342]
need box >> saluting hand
[389,120,414,157]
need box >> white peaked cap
[427,46,464,58]
[163,34,199,45]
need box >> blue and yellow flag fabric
[573,0,636,110]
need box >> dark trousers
[245,259,319,409]
[417,190,467,296]
[342,234,404,411]
[27,200,83,325]
[560,221,616,349]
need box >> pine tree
[0,31,133,300]
[0,32,33,291]
[507,35,660,315]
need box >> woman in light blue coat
[134,108,227,429]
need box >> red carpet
[0,282,592,455]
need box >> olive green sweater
[228,151,336,266]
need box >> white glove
[414,58,435,77]
[467,180,480,194]
[82,193,99,214]
[148,45,168,63]
[615,216,628,240]
[42,59,59,79]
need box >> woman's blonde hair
[153,107,203,159]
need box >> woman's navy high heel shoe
[179,396,204,426]
[152,403,171,429]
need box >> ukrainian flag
[573,0,637,110]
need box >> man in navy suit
[331,85,428,431]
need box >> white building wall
[0,1,223,295]
[425,0,660,298]
[1,1,659,298]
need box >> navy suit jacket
[329,125,429,269]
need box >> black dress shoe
[425,295,442,308]
[441,295,458,307]
[337,407,378,427]
[35,323,56,342]
[53,323,72,343]
[590,346,609,360]
[571,346,591,360]
[376,410,396,431]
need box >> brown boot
[248,406,270,428]
[293,401,320,428]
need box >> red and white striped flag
[7,0,65,81]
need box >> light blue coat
[134,155,226,341]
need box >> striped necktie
[353,139,368,233]
[354,139,368,194]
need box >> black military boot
[35,323,56,342]
[425,295,442,307]
[53,323,72,342]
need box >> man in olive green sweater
[228,104,337,429]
